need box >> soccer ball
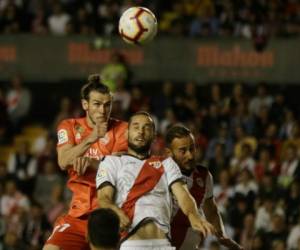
[119,7,157,45]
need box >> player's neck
[127,148,150,160]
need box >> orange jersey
[57,117,128,217]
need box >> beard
[128,140,152,155]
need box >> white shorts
[120,239,175,250]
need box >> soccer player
[96,111,215,250]
[87,208,120,250]
[43,74,128,250]
[165,125,243,250]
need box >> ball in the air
[119,7,157,45]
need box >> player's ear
[165,147,173,157]
[81,99,88,111]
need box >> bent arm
[97,185,130,230]
[57,137,94,170]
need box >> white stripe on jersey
[96,155,183,234]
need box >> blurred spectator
[278,143,300,189]
[249,83,273,116]
[257,123,281,160]
[288,215,300,250]
[0,3,21,33]
[7,140,37,195]
[230,143,256,178]
[48,3,70,35]
[240,213,255,250]
[254,148,279,182]
[101,52,129,92]
[128,85,149,113]
[113,78,131,116]
[233,125,257,159]
[255,196,284,233]
[234,168,258,200]
[33,159,63,206]
[285,181,300,225]
[207,143,229,180]
[213,169,234,216]
[279,109,297,140]
[0,87,12,144]
[265,214,288,249]
[22,201,51,249]
[52,96,73,133]
[206,122,233,160]
[46,184,66,224]
[31,6,48,34]
[2,231,25,250]
[151,81,175,120]
[1,179,30,217]
[6,75,31,132]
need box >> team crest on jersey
[97,168,107,178]
[149,161,162,169]
[57,129,68,145]
[100,133,110,145]
[196,177,204,187]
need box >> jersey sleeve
[163,157,183,187]
[112,121,128,153]
[57,119,75,147]
[204,172,214,200]
[96,156,118,189]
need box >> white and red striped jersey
[96,155,183,235]
[171,166,213,250]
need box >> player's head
[128,111,155,155]
[81,74,112,124]
[165,125,196,174]
[87,208,120,250]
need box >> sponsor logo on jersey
[149,161,162,169]
[57,129,68,145]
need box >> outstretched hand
[218,235,244,250]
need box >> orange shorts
[45,214,90,250]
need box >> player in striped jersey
[165,125,243,250]
[96,112,215,250]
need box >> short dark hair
[128,111,155,131]
[81,74,110,100]
[165,125,192,147]
[87,208,120,248]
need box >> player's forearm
[204,200,225,236]
[178,192,199,219]
[58,138,94,169]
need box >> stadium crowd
[1,63,300,249]
[0,0,299,38]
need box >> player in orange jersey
[43,74,128,250]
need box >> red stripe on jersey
[171,167,208,249]
[121,156,166,237]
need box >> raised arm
[171,181,215,238]
[203,196,243,250]
[97,185,130,231]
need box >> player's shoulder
[109,118,128,129]
[57,117,85,128]
[195,164,210,174]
